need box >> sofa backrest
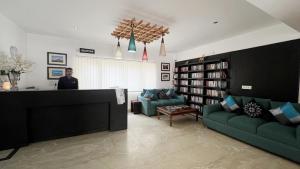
[233,96,271,110]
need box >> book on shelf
[206,61,228,70]
[206,81,227,88]
[191,80,203,86]
[191,96,203,104]
[191,73,204,78]
[180,87,188,93]
[190,88,203,94]
[180,73,188,79]
[180,80,188,86]
[191,65,204,71]
[207,71,227,78]
[180,66,189,72]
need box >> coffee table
[157,105,199,126]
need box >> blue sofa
[137,89,185,116]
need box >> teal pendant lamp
[128,22,136,53]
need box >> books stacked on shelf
[190,104,203,112]
[174,86,178,91]
[180,87,188,93]
[180,66,189,72]
[191,73,204,78]
[174,74,178,79]
[174,67,178,73]
[206,89,225,97]
[191,96,203,104]
[206,61,228,70]
[191,65,204,71]
[180,80,188,86]
[180,73,188,79]
[206,99,219,105]
[206,81,227,88]
[207,71,227,79]
[191,80,203,86]
[190,88,203,94]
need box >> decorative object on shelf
[115,37,122,59]
[111,18,169,60]
[2,81,11,91]
[0,51,33,91]
[79,48,95,54]
[128,22,136,53]
[47,52,67,66]
[161,73,170,81]
[142,42,148,61]
[159,35,166,56]
[161,62,170,71]
[47,67,66,80]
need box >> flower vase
[9,72,20,91]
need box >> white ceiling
[247,0,300,32]
[0,0,279,53]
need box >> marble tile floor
[0,113,299,169]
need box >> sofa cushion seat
[257,122,298,148]
[228,115,266,134]
[207,111,237,124]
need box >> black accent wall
[176,39,300,102]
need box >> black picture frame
[47,67,66,80]
[47,52,67,66]
[161,62,170,71]
[161,73,170,81]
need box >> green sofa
[203,96,300,163]
[137,89,185,116]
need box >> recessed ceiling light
[213,21,219,24]
[74,26,78,31]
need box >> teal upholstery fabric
[207,111,237,124]
[203,118,300,163]
[257,122,299,148]
[233,96,243,107]
[203,96,300,163]
[254,98,271,110]
[203,104,222,117]
[228,115,266,134]
[242,96,253,106]
[137,94,185,116]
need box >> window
[73,56,157,91]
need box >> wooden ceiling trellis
[111,18,169,44]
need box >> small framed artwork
[161,62,170,71]
[47,52,67,66]
[47,67,66,80]
[161,73,170,81]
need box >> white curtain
[73,56,157,91]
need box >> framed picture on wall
[161,73,170,81]
[47,67,66,80]
[161,62,170,71]
[47,52,67,66]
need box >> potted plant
[0,52,33,91]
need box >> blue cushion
[270,102,300,125]
[221,95,240,112]
[143,90,154,100]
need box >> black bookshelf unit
[174,57,230,116]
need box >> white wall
[0,13,27,55]
[25,33,174,90]
[0,13,27,87]
[176,23,300,61]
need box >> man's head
[65,68,73,77]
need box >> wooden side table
[131,100,142,114]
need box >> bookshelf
[173,57,230,117]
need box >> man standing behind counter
[58,68,78,89]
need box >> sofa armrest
[203,104,222,117]
[138,96,151,115]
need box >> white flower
[0,52,33,74]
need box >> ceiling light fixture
[128,22,136,53]
[111,18,169,59]
[115,37,122,59]
[142,42,148,61]
[159,34,166,56]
